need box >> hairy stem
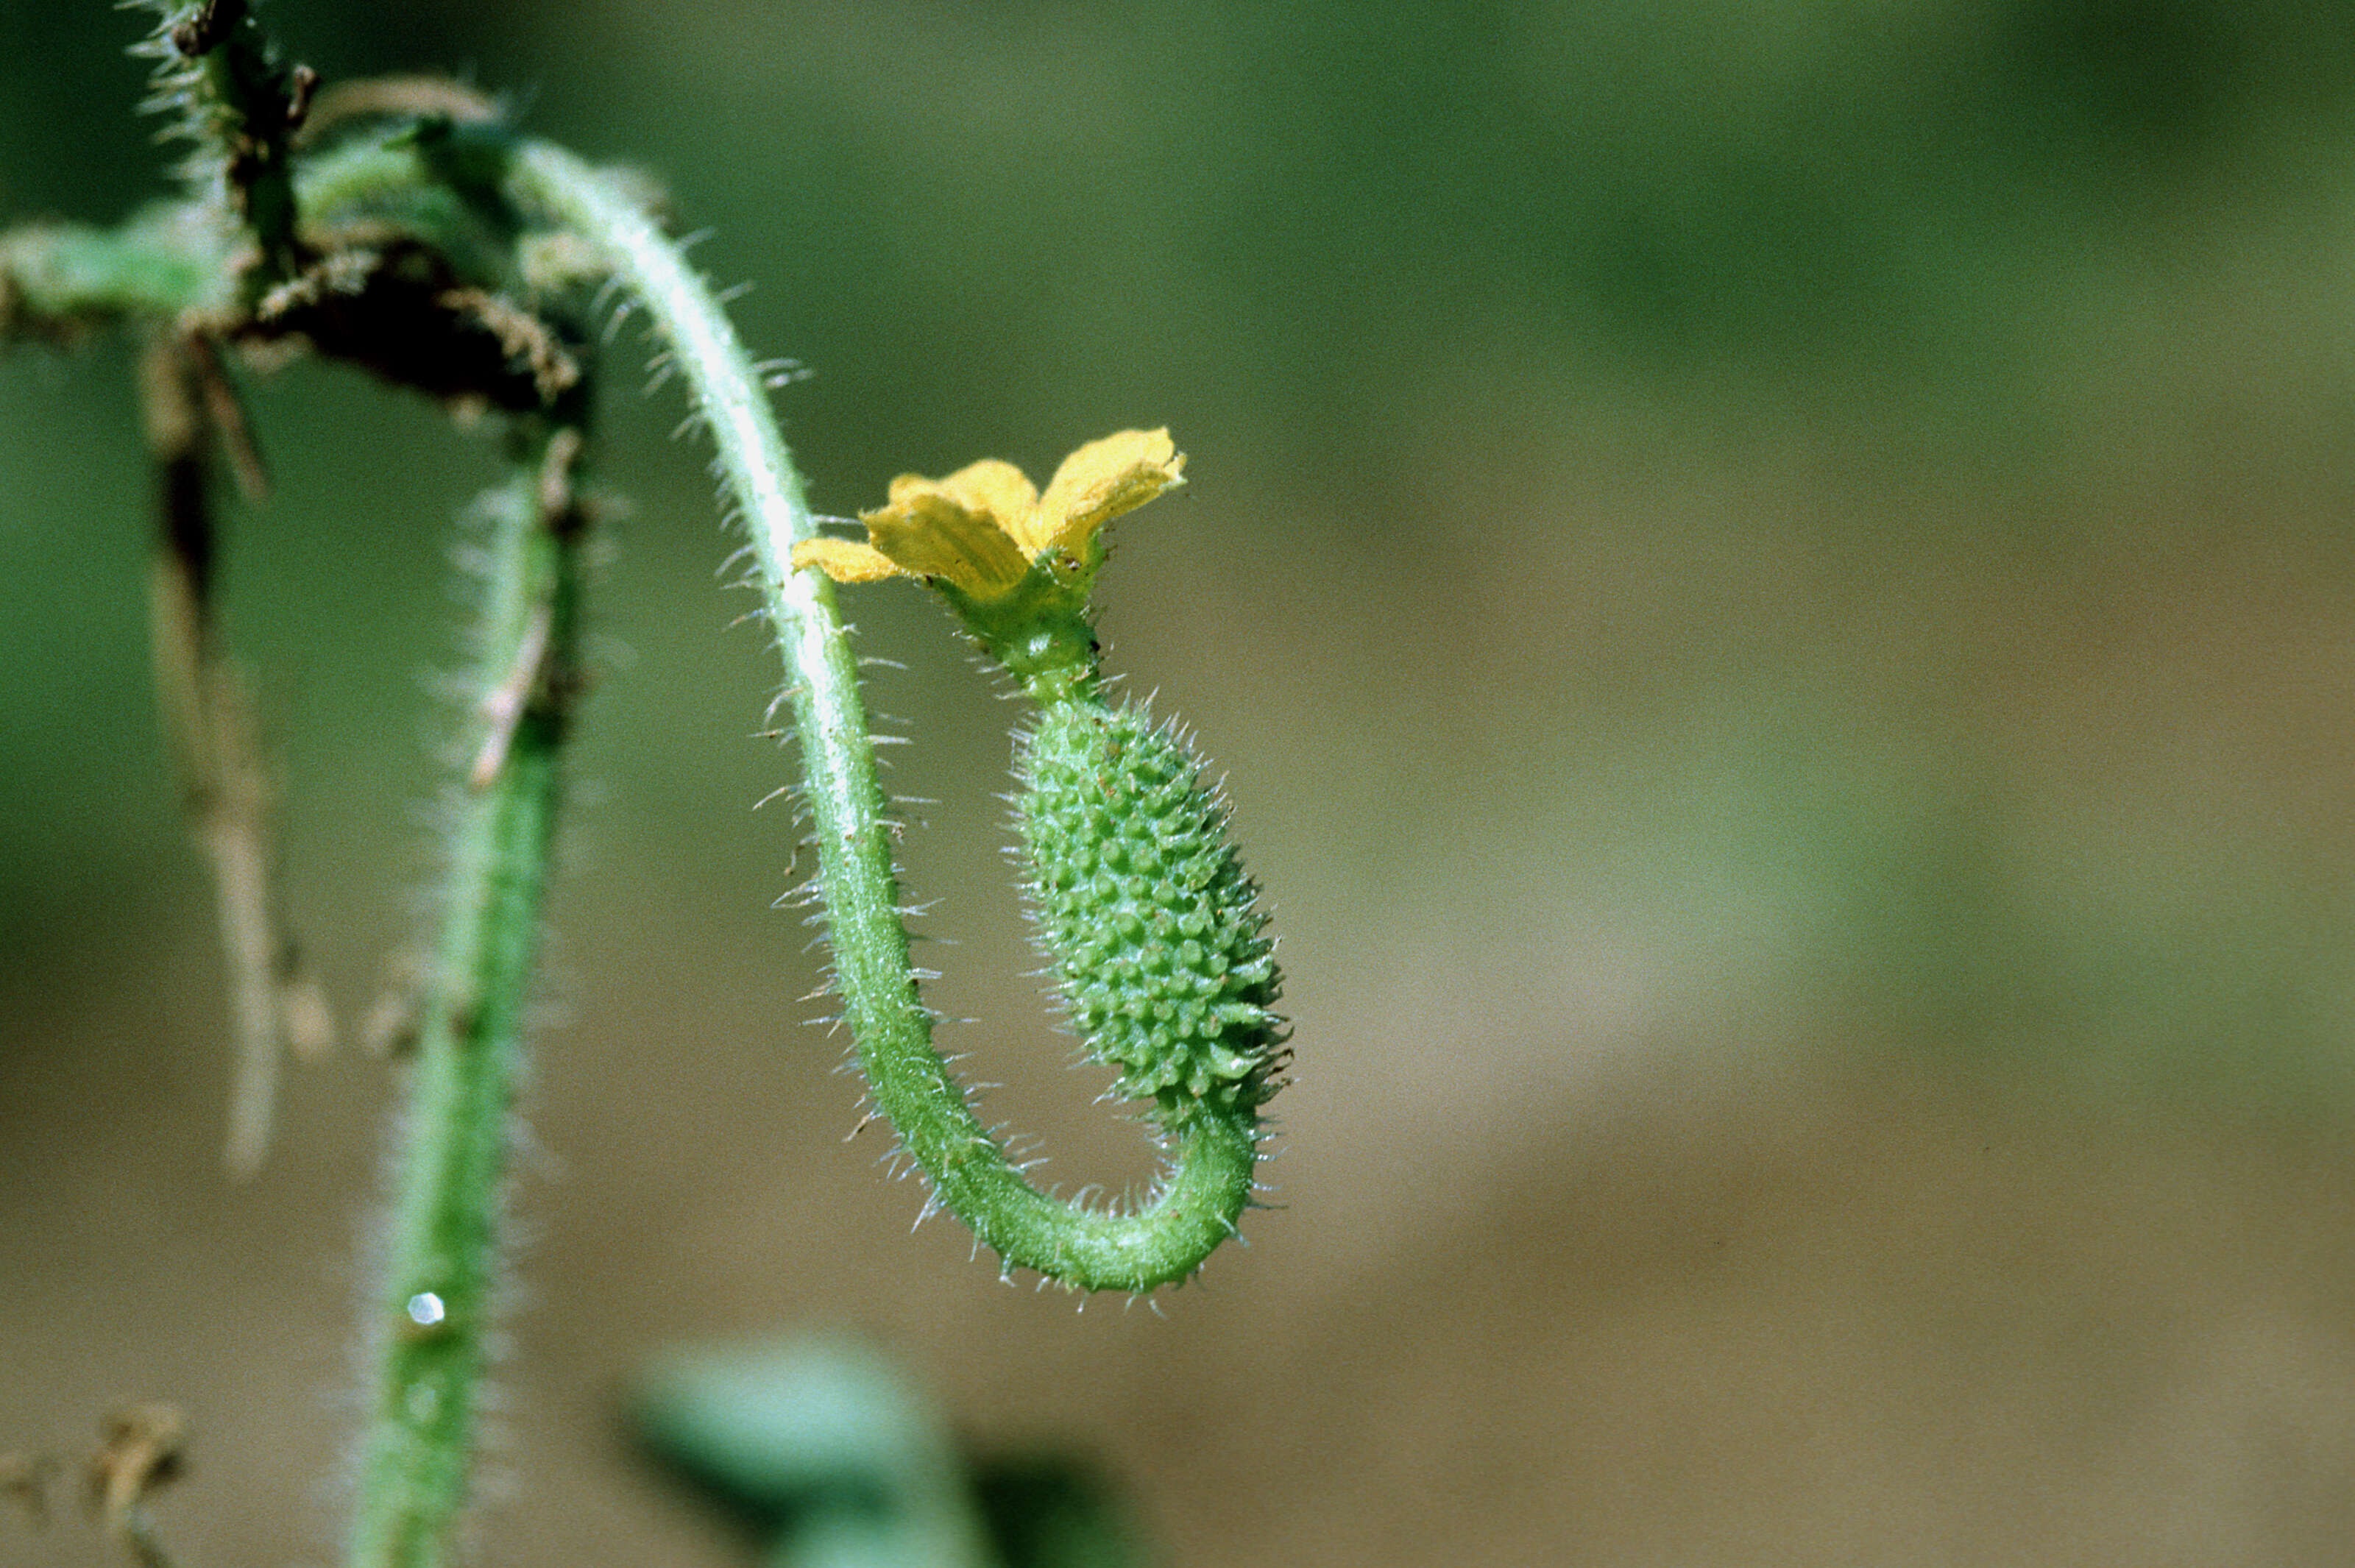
[0,218,233,336]
[347,428,587,1568]
[139,0,311,285]
[501,141,1258,1291]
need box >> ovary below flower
[790,428,1186,603]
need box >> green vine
[503,150,1287,1294]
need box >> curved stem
[502,141,1259,1291]
[347,428,587,1568]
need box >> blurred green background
[10,1,2355,1563]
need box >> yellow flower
[792,428,1186,602]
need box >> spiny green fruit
[1016,696,1284,1124]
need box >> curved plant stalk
[345,426,589,1568]
[502,143,1283,1293]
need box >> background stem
[346,428,587,1568]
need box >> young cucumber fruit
[1016,695,1284,1126]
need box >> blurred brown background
[10,1,2355,1562]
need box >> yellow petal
[863,489,1031,597]
[1032,428,1186,556]
[923,458,1039,533]
[790,537,908,583]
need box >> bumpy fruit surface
[1016,697,1283,1123]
